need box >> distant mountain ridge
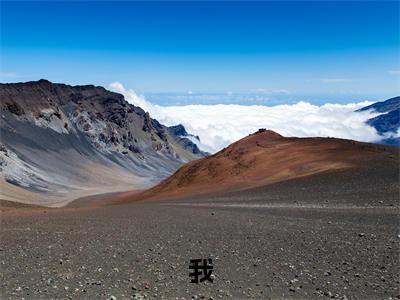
[357,96,400,113]
[0,79,205,206]
[357,96,399,146]
[167,124,208,156]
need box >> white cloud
[321,78,351,83]
[109,82,382,153]
[109,82,156,115]
[388,70,400,75]
[255,88,293,94]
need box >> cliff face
[0,79,204,206]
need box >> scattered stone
[324,291,333,297]
[133,293,145,300]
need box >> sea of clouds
[109,82,384,153]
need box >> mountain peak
[0,80,205,206]
[223,129,284,153]
[252,128,284,139]
[38,78,51,83]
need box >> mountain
[357,96,400,146]
[116,129,398,203]
[0,79,205,207]
[357,96,400,113]
[167,124,208,157]
[367,108,399,137]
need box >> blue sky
[1,1,399,104]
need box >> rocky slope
[0,79,204,206]
[117,129,398,203]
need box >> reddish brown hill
[111,129,398,204]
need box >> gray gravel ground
[1,200,399,300]
[1,158,399,299]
